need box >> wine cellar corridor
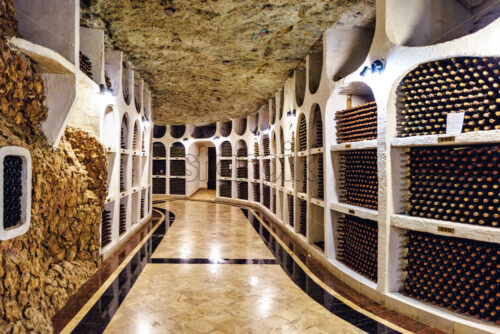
[0,0,499,333]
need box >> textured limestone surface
[81,0,375,124]
[0,33,107,333]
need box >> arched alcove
[310,105,323,148]
[153,125,166,139]
[278,89,284,120]
[122,65,132,105]
[308,36,323,94]
[297,114,307,152]
[259,105,270,131]
[235,118,247,136]
[190,123,217,139]
[153,142,166,158]
[102,105,117,148]
[294,67,306,107]
[270,96,276,125]
[279,127,284,155]
[170,125,185,138]
[236,140,247,157]
[220,141,232,157]
[249,113,259,134]
[170,142,185,158]
[220,120,232,137]
[120,114,129,149]
[386,0,499,47]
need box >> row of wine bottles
[299,116,307,151]
[263,160,271,182]
[253,182,260,202]
[397,57,500,137]
[119,204,126,235]
[298,199,307,236]
[101,210,112,247]
[337,214,378,282]
[79,51,92,79]
[170,146,185,158]
[339,150,378,210]
[237,147,247,157]
[3,156,23,229]
[169,178,185,195]
[220,160,232,178]
[221,142,232,157]
[263,136,270,156]
[252,159,260,179]
[403,231,499,323]
[405,144,499,227]
[335,101,377,143]
[263,185,270,209]
[238,182,248,200]
[169,160,186,176]
[220,181,231,198]
[152,178,166,194]
[288,195,294,227]
[237,166,248,179]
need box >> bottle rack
[263,159,271,182]
[119,202,127,236]
[152,160,166,176]
[396,57,499,138]
[220,160,232,178]
[272,189,277,214]
[169,178,186,195]
[253,182,260,202]
[236,141,248,157]
[169,160,186,177]
[312,106,323,148]
[238,181,248,200]
[280,158,285,187]
[121,117,128,149]
[335,101,377,143]
[220,181,232,198]
[236,161,248,179]
[170,143,185,158]
[252,159,260,180]
[120,155,127,192]
[101,209,112,247]
[298,115,307,151]
[288,194,294,227]
[221,141,232,157]
[140,198,145,219]
[297,157,307,194]
[298,199,307,237]
[263,135,270,156]
[153,142,166,157]
[336,214,378,282]
[79,51,92,79]
[263,185,270,209]
[401,230,499,324]
[310,154,324,200]
[153,178,166,194]
[132,122,139,151]
[254,141,260,156]
[338,149,377,210]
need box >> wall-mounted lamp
[252,131,260,139]
[261,129,270,136]
[212,136,221,145]
[286,109,296,120]
[182,138,188,142]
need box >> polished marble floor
[103,200,368,333]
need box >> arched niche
[297,114,307,152]
[259,105,270,131]
[153,125,166,139]
[120,114,129,149]
[220,120,232,137]
[190,123,217,139]
[325,26,374,81]
[271,130,277,155]
[270,96,276,125]
[279,127,284,155]
[235,118,247,136]
[132,120,140,151]
[170,125,185,139]
[310,104,323,148]
[249,113,259,134]
[153,142,166,158]
[386,0,500,47]
[261,134,270,156]
[102,105,118,148]
[122,65,132,105]
[308,36,323,94]
[278,89,284,120]
[236,139,247,157]
[294,67,306,107]
[170,142,185,158]
[220,141,232,157]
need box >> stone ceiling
[81,0,375,124]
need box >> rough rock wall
[81,0,376,124]
[0,8,108,332]
[0,0,17,38]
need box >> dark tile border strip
[150,258,278,264]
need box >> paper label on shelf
[446,112,464,134]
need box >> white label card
[446,112,464,134]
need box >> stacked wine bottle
[220,181,232,198]
[263,136,270,156]
[315,156,324,200]
[140,198,145,219]
[238,182,248,200]
[405,144,499,227]
[313,108,323,148]
[280,158,285,187]
[335,101,377,143]
[105,72,112,90]
[220,160,232,178]
[221,141,232,157]
[263,185,270,209]
[339,149,378,210]
[337,214,378,282]
[288,195,294,227]
[263,159,270,182]
[291,132,295,153]
[298,199,307,236]
[299,158,307,193]
[237,146,247,157]
[120,157,126,192]
[101,210,112,247]
[397,57,500,137]
[131,164,136,186]
[253,183,260,202]
[298,116,307,151]
[119,204,126,235]
[141,130,145,153]
[237,164,248,178]
[153,178,166,194]
[272,192,276,214]
[170,178,185,195]
[79,51,93,79]
[170,160,186,176]
[254,142,260,156]
[3,156,22,229]
[120,126,127,149]
[252,160,260,179]
[403,231,499,323]
[170,145,185,158]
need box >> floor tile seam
[59,208,168,334]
